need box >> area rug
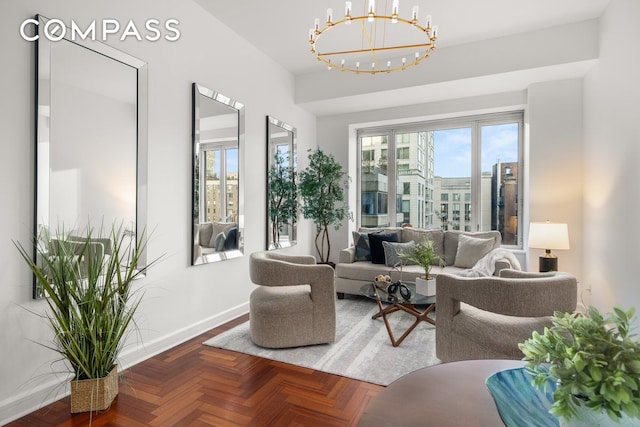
[203,296,441,386]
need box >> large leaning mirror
[35,15,148,298]
[192,83,244,265]
[266,116,297,250]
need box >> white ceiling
[196,0,611,76]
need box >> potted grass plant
[399,239,443,296]
[14,223,156,413]
[519,306,640,426]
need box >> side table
[358,359,522,426]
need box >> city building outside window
[357,111,523,247]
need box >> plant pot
[559,404,636,427]
[70,366,118,413]
[415,277,436,296]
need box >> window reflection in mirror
[192,83,244,265]
[266,116,297,250]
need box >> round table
[358,359,522,427]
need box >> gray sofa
[336,228,519,298]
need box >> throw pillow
[382,240,416,267]
[198,222,214,248]
[401,228,445,265]
[224,227,238,250]
[368,232,400,264]
[454,234,495,268]
[213,232,226,251]
[444,231,499,266]
[352,231,371,261]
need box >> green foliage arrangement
[15,224,157,381]
[399,239,443,279]
[268,151,297,247]
[298,148,352,263]
[519,306,640,422]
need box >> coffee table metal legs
[370,283,436,347]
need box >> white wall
[527,79,584,298]
[583,0,640,318]
[0,0,315,422]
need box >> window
[357,111,523,247]
[202,145,238,223]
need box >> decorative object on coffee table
[399,239,442,296]
[519,306,640,426]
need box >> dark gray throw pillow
[224,227,238,250]
[369,232,399,264]
[352,231,371,261]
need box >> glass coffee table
[360,282,436,347]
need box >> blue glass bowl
[485,367,559,427]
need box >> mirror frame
[191,83,245,265]
[34,15,148,298]
[266,116,297,250]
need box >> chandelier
[308,0,438,75]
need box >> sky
[433,123,519,177]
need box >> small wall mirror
[192,83,244,265]
[266,116,297,250]
[35,15,147,298]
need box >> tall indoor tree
[298,148,351,264]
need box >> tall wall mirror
[266,116,297,250]
[35,15,148,298]
[192,83,244,265]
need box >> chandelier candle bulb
[412,6,419,23]
[314,18,320,34]
[345,1,352,23]
[327,8,333,25]
[432,25,438,38]
[392,0,399,23]
[426,14,432,28]
[368,0,375,21]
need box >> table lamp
[528,221,570,272]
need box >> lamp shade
[528,222,570,250]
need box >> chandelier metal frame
[309,1,438,75]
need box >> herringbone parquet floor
[7,314,383,426]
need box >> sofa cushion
[382,240,416,267]
[401,228,444,265]
[369,232,399,264]
[454,235,495,268]
[352,231,372,261]
[443,231,501,266]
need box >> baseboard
[0,301,249,425]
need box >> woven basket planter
[70,366,118,413]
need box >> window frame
[356,111,524,248]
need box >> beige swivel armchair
[249,251,336,348]
[436,269,577,362]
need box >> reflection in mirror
[266,116,297,250]
[35,15,147,298]
[192,83,244,265]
